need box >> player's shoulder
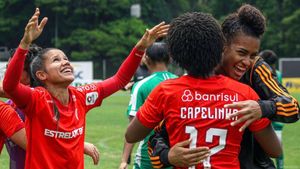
[132,73,158,90]
[223,76,256,96]
[252,56,273,71]
[0,101,12,111]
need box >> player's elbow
[2,78,17,94]
[125,132,138,143]
[267,148,282,158]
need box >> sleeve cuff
[257,100,276,118]
[132,47,145,58]
[17,46,29,53]
[160,149,173,167]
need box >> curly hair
[222,4,266,44]
[167,12,224,78]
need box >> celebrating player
[1,46,99,168]
[125,11,282,169]
[148,4,298,169]
[3,8,168,169]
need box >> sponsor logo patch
[86,92,98,105]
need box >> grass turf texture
[1,91,299,168]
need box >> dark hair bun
[238,4,266,37]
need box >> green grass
[1,91,300,168]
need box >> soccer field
[1,91,299,169]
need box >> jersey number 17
[185,126,228,169]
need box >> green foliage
[1,91,300,168]
[0,0,299,78]
[58,18,147,64]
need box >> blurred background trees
[0,0,299,78]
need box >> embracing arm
[253,59,299,122]
[253,124,282,158]
[100,22,169,98]
[125,116,152,143]
[226,58,299,130]
[148,121,210,168]
[148,121,172,168]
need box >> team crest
[86,92,98,105]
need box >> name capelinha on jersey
[180,90,240,121]
[180,107,238,121]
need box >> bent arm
[148,121,172,168]
[251,59,299,123]
[253,124,282,158]
[125,116,152,143]
[10,128,26,150]
[0,81,8,98]
[84,142,100,165]
[100,22,169,99]
[0,104,26,150]
[101,48,144,98]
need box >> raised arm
[101,22,169,98]
[3,8,47,108]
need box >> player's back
[159,75,268,169]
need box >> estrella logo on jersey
[86,92,98,105]
[44,126,84,139]
[182,90,194,102]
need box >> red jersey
[0,101,24,154]
[3,47,144,169]
[137,75,270,169]
[21,85,102,169]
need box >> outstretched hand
[84,142,100,165]
[168,139,210,167]
[225,100,262,132]
[135,22,169,51]
[20,8,48,49]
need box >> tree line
[0,0,299,78]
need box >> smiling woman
[30,48,75,88]
[147,4,299,169]
[3,8,169,169]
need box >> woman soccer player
[148,4,298,169]
[3,8,168,169]
[125,11,281,169]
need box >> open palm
[22,8,47,45]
